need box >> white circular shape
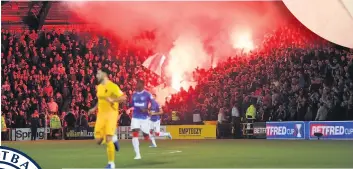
[283,0,353,48]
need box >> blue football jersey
[131,90,153,119]
[150,99,160,122]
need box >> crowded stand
[165,25,353,124]
[1,28,159,129]
[2,22,353,131]
[2,1,353,169]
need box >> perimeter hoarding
[308,121,353,140]
[253,122,266,139]
[166,125,216,139]
[266,121,305,140]
[11,128,50,141]
[266,121,353,140]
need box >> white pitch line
[167,150,182,154]
[161,150,182,154]
[146,150,182,155]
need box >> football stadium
[1,1,353,169]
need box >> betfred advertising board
[266,122,305,140]
[253,122,266,139]
[309,121,353,140]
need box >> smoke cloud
[64,1,290,89]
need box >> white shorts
[149,120,161,133]
[131,118,150,134]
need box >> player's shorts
[149,120,161,133]
[94,114,118,139]
[130,118,150,134]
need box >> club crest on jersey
[141,96,145,101]
[0,146,41,169]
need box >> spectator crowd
[2,22,353,129]
[1,28,158,128]
[165,25,353,123]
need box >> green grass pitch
[3,140,353,169]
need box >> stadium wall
[5,121,353,141]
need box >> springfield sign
[11,128,48,141]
